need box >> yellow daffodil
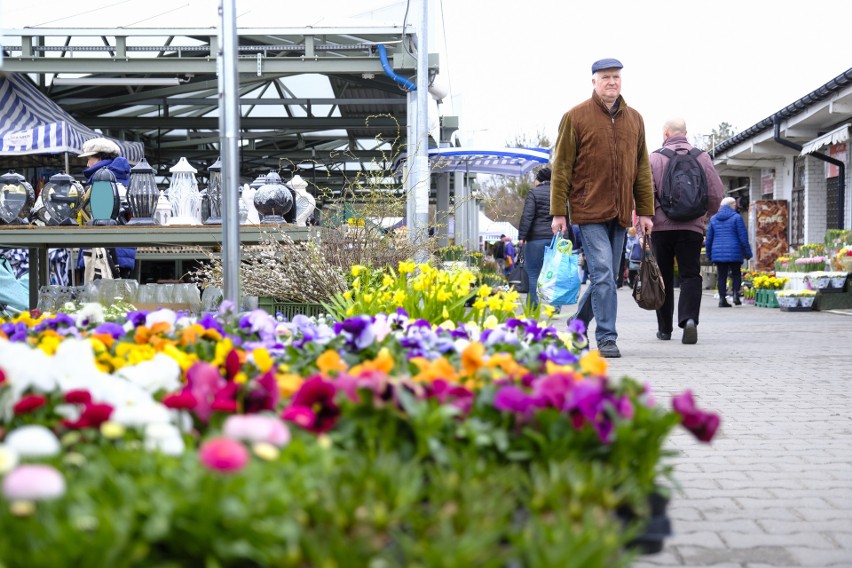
[351,264,367,277]
[398,260,416,274]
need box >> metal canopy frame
[0,27,434,198]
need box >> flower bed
[0,264,720,565]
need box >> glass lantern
[41,172,83,226]
[0,170,35,225]
[167,157,201,225]
[89,167,121,226]
[253,171,294,224]
[204,157,223,225]
[127,158,159,225]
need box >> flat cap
[78,137,121,158]
[591,58,623,74]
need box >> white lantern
[167,157,201,225]
[290,174,316,227]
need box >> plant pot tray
[779,306,814,312]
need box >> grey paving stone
[591,290,852,567]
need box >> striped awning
[800,123,849,155]
[0,72,144,164]
[394,147,550,177]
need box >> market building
[711,68,851,271]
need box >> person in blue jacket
[75,137,136,279]
[704,197,752,307]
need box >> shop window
[826,176,841,230]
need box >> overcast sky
[3,0,850,150]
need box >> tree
[480,131,551,226]
[693,122,737,152]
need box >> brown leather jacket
[550,92,654,227]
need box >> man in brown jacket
[551,58,655,358]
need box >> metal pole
[407,0,430,262]
[218,0,241,306]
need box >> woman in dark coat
[704,197,752,307]
[517,167,572,308]
[75,138,136,279]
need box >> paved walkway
[553,286,852,567]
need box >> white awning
[800,123,850,155]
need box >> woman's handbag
[537,233,581,306]
[632,235,666,310]
[507,245,529,293]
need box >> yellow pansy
[580,350,608,377]
[38,333,62,356]
[486,352,523,377]
[350,347,395,376]
[277,373,305,398]
[253,347,274,373]
[162,343,198,372]
[316,350,347,374]
[461,342,485,376]
[233,371,249,385]
[482,315,498,329]
[115,342,157,366]
[100,422,126,439]
[213,338,235,367]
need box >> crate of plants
[775,289,816,312]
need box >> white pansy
[0,341,58,409]
[4,425,61,458]
[0,444,20,474]
[74,302,105,326]
[116,354,182,394]
[144,422,185,456]
[110,402,172,428]
[145,309,177,330]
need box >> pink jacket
[647,135,725,234]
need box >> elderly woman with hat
[76,137,136,279]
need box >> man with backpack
[647,118,725,345]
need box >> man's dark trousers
[651,230,704,335]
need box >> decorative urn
[253,171,293,224]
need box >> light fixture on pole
[127,158,159,225]
[52,77,183,87]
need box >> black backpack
[654,147,709,221]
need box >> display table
[0,224,312,309]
